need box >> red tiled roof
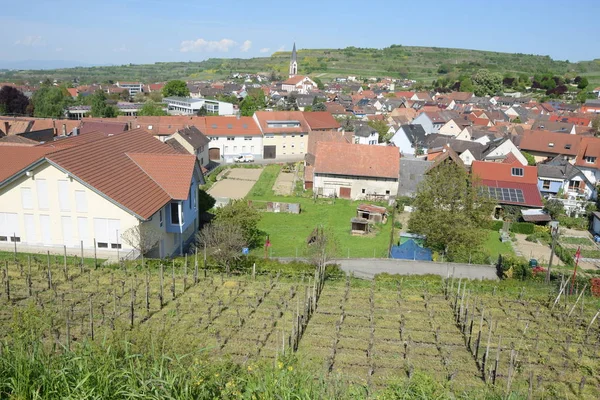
[549,115,590,126]
[471,160,538,184]
[575,137,600,169]
[480,179,543,207]
[302,112,340,130]
[127,153,196,200]
[45,129,193,219]
[519,130,580,156]
[307,130,353,157]
[38,130,126,150]
[0,147,53,184]
[253,111,309,133]
[203,116,261,136]
[80,121,128,135]
[0,135,39,146]
[283,75,309,85]
[314,142,399,179]
[501,153,520,165]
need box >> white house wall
[313,174,398,200]
[208,135,263,160]
[0,162,138,251]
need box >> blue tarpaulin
[390,239,433,261]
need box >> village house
[253,111,310,159]
[537,156,596,200]
[0,129,202,259]
[165,126,210,167]
[471,160,543,212]
[519,130,580,163]
[312,142,399,200]
[390,124,426,155]
[202,116,263,162]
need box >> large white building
[312,142,400,200]
[164,97,235,116]
[116,82,144,96]
[203,116,263,162]
[0,129,202,259]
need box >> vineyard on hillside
[1,253,600,398]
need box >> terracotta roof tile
[38,130,126,150]
[314,142,399,179]
[80,121,128,135]
[45,129,189,219]
[254,111,309,133]
[127,153,196,200]
[302,112,340,130]
[471,160,538,184]
[0,146,53,184]
[283,75,308,85]
[0,135,39,146]
[203,116,261,136]
[575,137,600,169]
[519,130,580,156]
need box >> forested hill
[1,45,599,85]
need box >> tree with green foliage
[31,85,72,118]
[138,100,167,116]
[197,222,246,275]
[576,90,590,104]
[521,151,536,166]
[198,190,216,213]
[90,90,118,118]
[577,77,589,90]
[0,86,30,116]
[312,102,327,112]
[437,64,450,74]
[408,161,495,260]
[196,106,208,116]
[471,69,502,96]
[543,198,564,220]
[162,80,190,97]
[592,115,600,136]
[313,77,325,90]
[368,120,390,143]
[213,199,262,248]
[240,96,258,117]
[458,76,474,92]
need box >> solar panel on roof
[487,186,525,203]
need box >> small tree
[544,199,565,219]
[521,151,536,166]
[138,100,167,116]
[162,80,190,97]
[577,77,589,90]
[198,190,216,213]
[197,106,208,116]
[197,222,246,274]
[306,226,339,269]
[213,200,262,247]
[312,102,326,112]
[121,224,163,267]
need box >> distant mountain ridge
[1,45,599,85]
[0,60,111,70]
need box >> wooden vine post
[159,264,164,309]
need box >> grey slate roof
[176,126,210,150]
[353,122,377,138]
[399,124,426,146]
[537,155,593,185]
[398,157,434,197]
[426,135,488,160]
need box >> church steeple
[289,42,298,78]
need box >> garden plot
[208,167,263,200]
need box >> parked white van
[234,154,255,163]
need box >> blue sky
[2,0,599,66]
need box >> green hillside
[2,45,600,86]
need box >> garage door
[263,145,276,159]
[209,148,220,160]
[339,187,351,199]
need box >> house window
[97,242,109,248]
[385,190,390,195]
[585,156,596,163]
[159,209,163,227]
[227,137,234,141]
[548,142,554,148]
[10,236,20,242]
[542,180,551,190]
[511,167,524,177]
[362,189,366,194]
[111,243,122,249]
[569,180,579,190]
[171,202,181,225]
[244,136,252,141]
[565,144,571,150]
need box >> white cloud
[113,45,130,53]
[277,45,285,51]
[240,40,252,52]
[14,35,45,47]
[55,47,63,52]
[180,38,236,53]
[259,47,270,53]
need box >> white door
[108,219,121,248]
[24,214,36,244]
[40,215,51,244]
[0,212,19,241]
[77,217,88,247]
[61,216,72,247]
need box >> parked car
[234,154,254,163]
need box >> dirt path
[208,167,263,201]
[513,233,562,267]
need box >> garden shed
[351,217,369,235]
[356,204,388,223]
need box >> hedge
[489,221,535,234]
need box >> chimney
[3,122,9,135]
[72,127,79,136]
[62,124,66,136]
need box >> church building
[281,42,318,95]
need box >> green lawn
[0,250,104,267]
[483,230,514,260]
[247,167,392,258]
